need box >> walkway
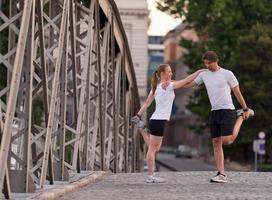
[59,171,272,200]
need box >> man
[183,51,254,183]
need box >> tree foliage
[157,0,272,161]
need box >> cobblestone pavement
[60,171,272,200]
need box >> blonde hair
[151,64,169,94]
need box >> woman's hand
[131,115,141,124]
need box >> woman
[131,64,205,183]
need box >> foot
[210,172,227,183]
[236,108,254,118]
[131,115,146,129]
[146,174,166,183]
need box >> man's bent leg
[222,116,244,145]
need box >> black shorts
[209,109,236,139]
[149,120,167,137]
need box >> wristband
[136,114,141,119]
[243,108,248,112]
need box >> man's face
[203,59,217,71]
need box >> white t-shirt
[150,82,175,120]
[194,68,239,111]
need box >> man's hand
[243,110,250,120]
[161,81,171,90]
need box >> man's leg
[222,116,243,145]
[212,137,225,175]
[222,109,255,145]
[210,117,225,174]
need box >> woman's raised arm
[172,69,206,89]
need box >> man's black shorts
[209,109,236,139]
[149,119,167,137]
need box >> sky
[147,0,182,36]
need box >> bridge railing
[0,0,142,198]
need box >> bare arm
[232,85,247,109]
[232,85,251,119]
[182,80,198,88]
[172,69,206,89]
[136,91,154,116]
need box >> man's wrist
[243,107,248,112]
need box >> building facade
[115,0,149,102]
[148,35,164,88]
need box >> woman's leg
[146,135,163,175]
[138,128,150,146]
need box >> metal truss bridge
[0,0,142,198]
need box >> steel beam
[0,0,34,192]
[0,0,142,196]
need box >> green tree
[158,0,272,162]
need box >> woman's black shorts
[209,109,236,139]
[149,119,167,137]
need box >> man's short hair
[202,51,219,62]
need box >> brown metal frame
[0,0,142,197]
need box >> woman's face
[161,66,173,81]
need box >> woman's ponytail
[151,70,159,94]
[151,64,170,94]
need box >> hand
[161,81,171,90]
[243,110,250,120]
[131,115,140,124]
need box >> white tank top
[150,82,175,120]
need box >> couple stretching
[132,51,254,183]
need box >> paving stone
[59,171,272,200]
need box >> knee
[148,145,160,154]
[153,146,160,153]
[155,145,161,152]
[212,137,222,147]
[147,146,157,155]
[223,138,233,145]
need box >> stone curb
[27,171,109,200]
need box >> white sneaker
[236,108,255,117]
[146,175,166,183]
[131,115,140,123]
[131,115,146,129]
[137,120,146,129]
[210,172,227,183]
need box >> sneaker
[131,115,140,124]
[236,108,255,117]
[146,174,166,183]
[210,172,227,183]
[131,115,146,129]
[137,120,146,129]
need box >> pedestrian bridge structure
[0,0,143,198]
[1,2,272,200]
